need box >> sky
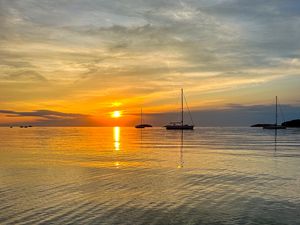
[0,0,300,126]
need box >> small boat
[165,89,194,130]
[165,122,194,130]
[135,124,152,128]
[135,108,152,128]
[263,96,286,130]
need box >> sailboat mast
[181,88,183,126]
[275,96,278,126]
[141,108,143,124]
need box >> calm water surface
[0,127,300,225]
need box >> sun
[111,111,122,118]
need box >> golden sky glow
[0,1,300,126]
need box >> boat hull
[135,124,152,129]
[165,125,194,130]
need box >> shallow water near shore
[0,127,300,225]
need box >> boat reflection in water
[178,130,184,168]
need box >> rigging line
[183,93,194,125]
[176,92,181,122]
[277,98,286,123]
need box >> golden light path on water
[113,126,120,151]
[0,127,300,224]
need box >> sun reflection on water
[114,161,120,168]
[113,126,120,151]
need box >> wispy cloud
[1,70,47,82]
[0,109,87,119]
[0,109,94,126]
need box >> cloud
[1,70,47,82]
[0,109,86,119]
[0,109,95,126]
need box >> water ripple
[0,127,300,224]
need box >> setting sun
[111,111,122,118]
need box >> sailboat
[135,108,152,128]
[165,89,194,130]
[263,96,286,129]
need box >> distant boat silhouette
[135,108,152,128]
[19,125,32,128]
[165,89,194,130]
[263,96,286,129]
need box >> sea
[0,127,300,225]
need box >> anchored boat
[135,108,152,128]
[165,89,194,130]
[263,96,286,130]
